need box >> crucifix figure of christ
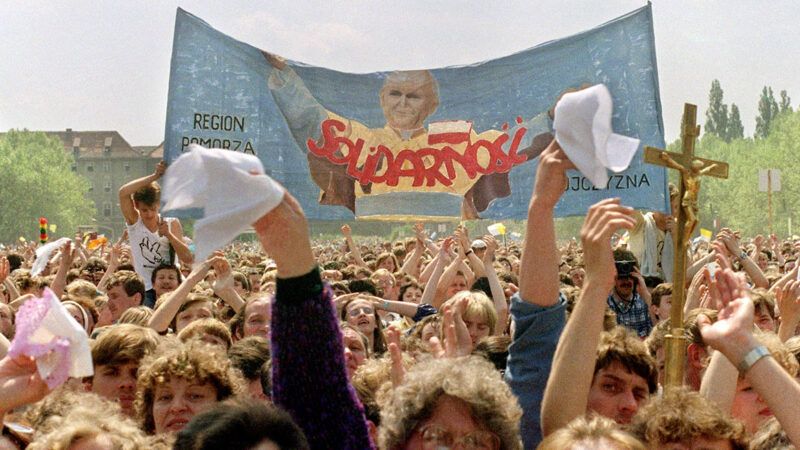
[644,103,729,388]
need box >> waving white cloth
[553,84,640,188]
[9,288,93,388]
[161,144,285,262]
[31,237,71,277]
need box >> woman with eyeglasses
[340,296,387,356]
[380,356,522,450]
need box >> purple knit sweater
[271,266,375,450]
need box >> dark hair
[470,277,492,298]
[132,181,160,206]
[397,281,421,303]
[174,399,309,450]
[81,256,108,274]
[473,335,512,373]
[150,263,181,286]
[228,336,271,397]
[105,270,145,300]
[6,253,23,272]
[347,279,378,297]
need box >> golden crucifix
[644,103,728,388]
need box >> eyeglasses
[347,306,374,317]
[418,424,500,450]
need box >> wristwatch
[737,346,771,374]
[739,250,748,261]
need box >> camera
[614,260,637,277]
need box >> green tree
[705,79,729,140]
[779,89,792,114]
[755,86,779,139]
[727,103,744,141]
[0,130,95,243]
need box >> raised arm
[96,242,121,293]
[419,239,451,309]
[456,226,485,279]
[118,161,166,226]
[719,229,768,289]
[253,191,374,449]
[480,235,508,335]
[541,199,636,436]
[161,218,194,265]
[210,254,245,313]
[49,241,74,299]
[699,272,800,446]
[147,259,212,333]
[341,224,366,268]
[399,238,423,279]
[519,140,574,306]
[505,140,576,448]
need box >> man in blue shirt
[606,251,653,338]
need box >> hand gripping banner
[164,5,668,221]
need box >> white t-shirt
[127,217,173,290]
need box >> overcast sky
[2,1,798,146]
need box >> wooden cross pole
[644,103,729,388]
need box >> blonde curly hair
[538,415,645,450]
[378,356,522,450]
[135,340,245,434]
[28,400,147,450]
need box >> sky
[1,1,798,146]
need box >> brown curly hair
[627,387,748,449]
[378,356,522,450]
[135,340,245,434]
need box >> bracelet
[381,300,390,311]
[737,346,771,374]
[465,250,474,256]
[738,251,748,261]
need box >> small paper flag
[487,223,506,236]
[700,228,713,241]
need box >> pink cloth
[8,288,93,388]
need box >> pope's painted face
[380,71,438,131]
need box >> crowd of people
[1,140,799,449]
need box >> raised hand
[580,198,637,291]
[442,297,472,357]
[252,191,314,278]
[153,160,167,178]
[385,326,405,386]
[697,268,755,362]
[0,355,50,415]
[531,140,576,209]
[0,257,9,287]
[482,235,498,262]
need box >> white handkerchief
[31,237,71,277]
[162,144,285,262]
[8,288,93,389]
[553,84,641,188]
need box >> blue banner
[164,5,668,221]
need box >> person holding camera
[606,250,653,338]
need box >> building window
[124,162,131,173]
[104,178,112,193]
[86,162,94,172]
[88,182,94,193]
[103,202,112,217]
[71,164,77,172]
[103,162,110,172]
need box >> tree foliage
[685,109,800,237]
[705,79,729,141]
[779,90,793,114]
[755,86,780,139]
[0,130,95,243]
[727,103,744,141]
